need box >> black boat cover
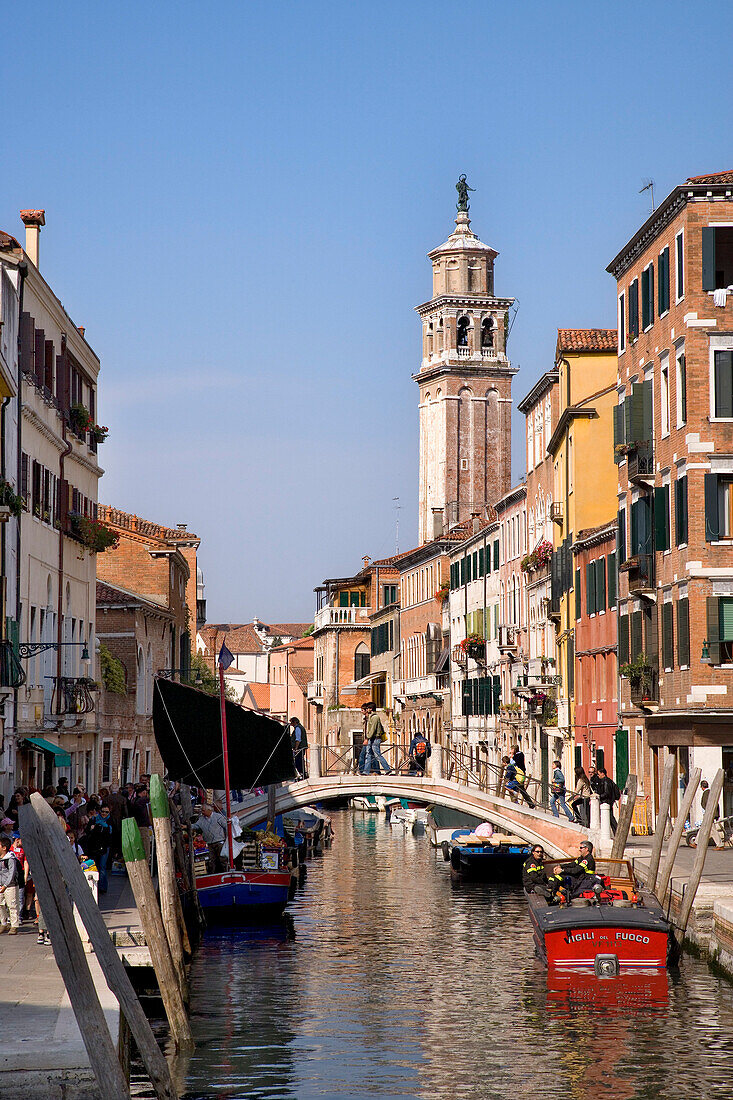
[153,677,297,788]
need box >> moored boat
[525,857,673,972]
[447,829,529,882]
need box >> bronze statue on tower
[455,174,475,212]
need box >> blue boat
[195,867,292,923]
[447,829,529,883]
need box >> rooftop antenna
[392,497,401,554]
[639,178,656,214]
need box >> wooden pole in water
[122,818,193,1049]
[19,801,132,1100]
[656,767,701,905]
[646,754,676,893]
[179,783,204,928]
[677,768,725,937]
[26,794,178,1100]
[611,773,638,858]
[150,775,188,1003]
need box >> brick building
[609,169,733,823]
[96,581,171,786]
[572,522,619,780]
[415,197,516,543]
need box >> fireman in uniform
[522,845,567,903]
[565,840,604,899]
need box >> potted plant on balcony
[0,479,23,520]
[91,423,109,444]
[435,580,450,602]
[619,652,653,703]
[69,402,94,438]
[69,513,120,553]
[460,632,485,660]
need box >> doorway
[614,728,629,791]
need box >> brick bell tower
[415,182,517,543]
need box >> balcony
[627,445,655,486]
[498,624,518,652]
[393,674,444,701]
[551,501,563,526]
[621,552,655,597]
[49,676,96,716]
[457,346,471,358]
[451,644,468,667]
[307,680,324,704]
[314,605,369,631]
[629,667,659,711]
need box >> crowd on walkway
[0,776,155,944]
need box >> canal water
[172,809,733,1100]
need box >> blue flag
[218,641,234,670]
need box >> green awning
[22,736,72,767]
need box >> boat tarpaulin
[153,677,297,788]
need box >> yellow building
[547,329,618,760]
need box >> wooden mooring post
[20,799,132,1100]
[646,754,676,893]
[677,768,726,938]
[122,818,194,1049]
[656,767,702,905]
[610,773,638,858]
[150,774,188,1003]
[26,794,178,1100]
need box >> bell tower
[415,183,516,543]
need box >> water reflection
[178,809,733,1100]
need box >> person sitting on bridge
[563,840,604,900]
[408,731,431,775]
[502,756,535,808]
[522,845,566,903]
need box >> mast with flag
[218,639,236,870]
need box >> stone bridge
[235,774,590,858]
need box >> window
[658,246,670,315]
[617,508,626,565]
[719,478,733,538]
[709,597,733,664]
[675,475,688,546]
[675,230,684,301]
[493,540,499,570]
[618,293,626,353]
[660,355,670,437]
[662,602,674,670]
[654,485,671,552]
[706,473,733,540]
[713,350,733,418]
[101,741,112,785]
[641,264,654,330]
[702,226,733,291]
[568,437,573,493]
[457,315,470,347]
[677,597,690,667]
[628,278,639,340]
[676,348,687,426]
[382,584,397,607]
[354,644,370,680]
[607,552,617,608]
[481,317,494,349]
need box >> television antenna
[639,178,656,214]
[392,497,401,554]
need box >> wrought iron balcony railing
[0,641,26,688]
[49,676,96,716]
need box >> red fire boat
[525,858,674,973]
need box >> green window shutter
[719,598,733,643]
[339,591,349,607]
[567,634,574,696]
[618,612,630,666]
[460,557,466,584]
[644,603,658,666]
[631,610,643,660]
[677,233,684,297]
[702,227,716,291]
[675,475,688,546]
[642,379,654,444]
[613,404,623,462]
[350,591,360,606]
[630,383,645,444]
[714,351,733,418]
[493,540,499,570]
[492,675,501,715]
[478,677,487,716]
[586,561,595,616]
[707,597,721,665]
[658,246,670,314]
[677,598,690,667]
[478,547,484,576]
[450,563,456,589]
[705,473,720,541]
[473,552,478,579]
[629,279,639,338]
[641,267,653,330]
[461,681,471,716]
[607,553,617,608]
[596,558,606,611]
[654,486,670,552]
[617,510,626,565]
[575,568,581,619]
[662,603,674,669]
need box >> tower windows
[481,317,494,349]
[457,316,470,348]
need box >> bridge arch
[236,776,587,857]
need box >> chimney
[20,209,45,268]
[177,523,187,531]
[362,555,371,568]
[471,510,481,535]
[432,507,444,540]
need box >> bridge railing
[320,742,416,776]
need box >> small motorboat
[525,857,674,973]
[425,805,488,848]
[388,803,429,830]
[351,794,401,813]
[446,829,529,882]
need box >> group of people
[523,839,603,905]
[356,702,433,776]
[0,774,157,943]
[550,763,621,831]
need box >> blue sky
[2,1,731,623]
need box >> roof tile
[556,328,617,353]
[686,170,733,185]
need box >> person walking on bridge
[361,702,394,775]
[550,761,574,821]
